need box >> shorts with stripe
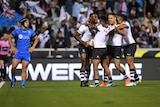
[92,48,108,60]
[107,45,122,59]
[123,43,136,57]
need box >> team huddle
[74,12,141,87]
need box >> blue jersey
[11,28,36,52]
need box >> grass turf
[0,80,160,107]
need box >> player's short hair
[116,13,127,20]
[107,13,116,18]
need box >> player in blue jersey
[8,18,39,88]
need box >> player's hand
[84,41,89,47]
[28,47,35,53]
[11,47,18,53]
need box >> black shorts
[0,55,9,64]
[78,44,93,58]
[107,45,122,59]
[92,48,108,60]
[123,43,136,57]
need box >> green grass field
[0,80,160,107]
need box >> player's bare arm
[74,32,89,47]
[29,36,39,52]
[8,34,18,53]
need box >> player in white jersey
[74,13,98,87]
[116,13,141,86]
[88,16,115,87]
[100,13,130,87]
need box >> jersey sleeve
[124,21,130,28]
[30,29,36,38]
[77,25,85,34]
[11,29,18,37]
[98,25,115,35]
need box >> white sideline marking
[0,81,5,88]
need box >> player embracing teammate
[74,12,141,87]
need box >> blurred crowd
[0,0,160,49]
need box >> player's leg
[100,45,112,87]
[84,58,91,86]
[124,44,137,86]
[0,59,4,81]
[102,58,114,87]
[11,59,21,88]
[113,58,128,79]
[80,53,88,87]
[90,59,101,87]
[100,55,112,87]
[113,46,129,85]
[84,47,93,86]
[125,55,137,86]
[21,60,29,88]
[2,56,9,81]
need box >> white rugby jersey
[94,24,115,48]
[77,24,92,42]
[107,24,123,46]
[122,21,136,45]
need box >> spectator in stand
[37,22,50,48]
[35,17,43,33]
[131,20,141,44]
[105,0,115,13]
[57,17,72,48]
[143,1,157,27]
[132,19,141,32]
[65,0,73,16]
[132,27,140,45]
[76,7,88,28]
[47,0,60,20]
[72,0,84,26]
[29,15,36,31]
[47,0,60,36]
[136,25,150,48]
[21,8,30,18]
[53,30,65,54]
[146,20,158,47]
[12,21,21,30]
[128,0,140,19]
[145,0,157,17]
[38,0,50,13]
[118,0,128,14]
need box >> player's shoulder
[79,24,87,28]
[123,21,130,25]
[27,28,35,34]
[27,28,34,31]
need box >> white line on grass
[0,81,5,88]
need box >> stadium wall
[5,48,160,81]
